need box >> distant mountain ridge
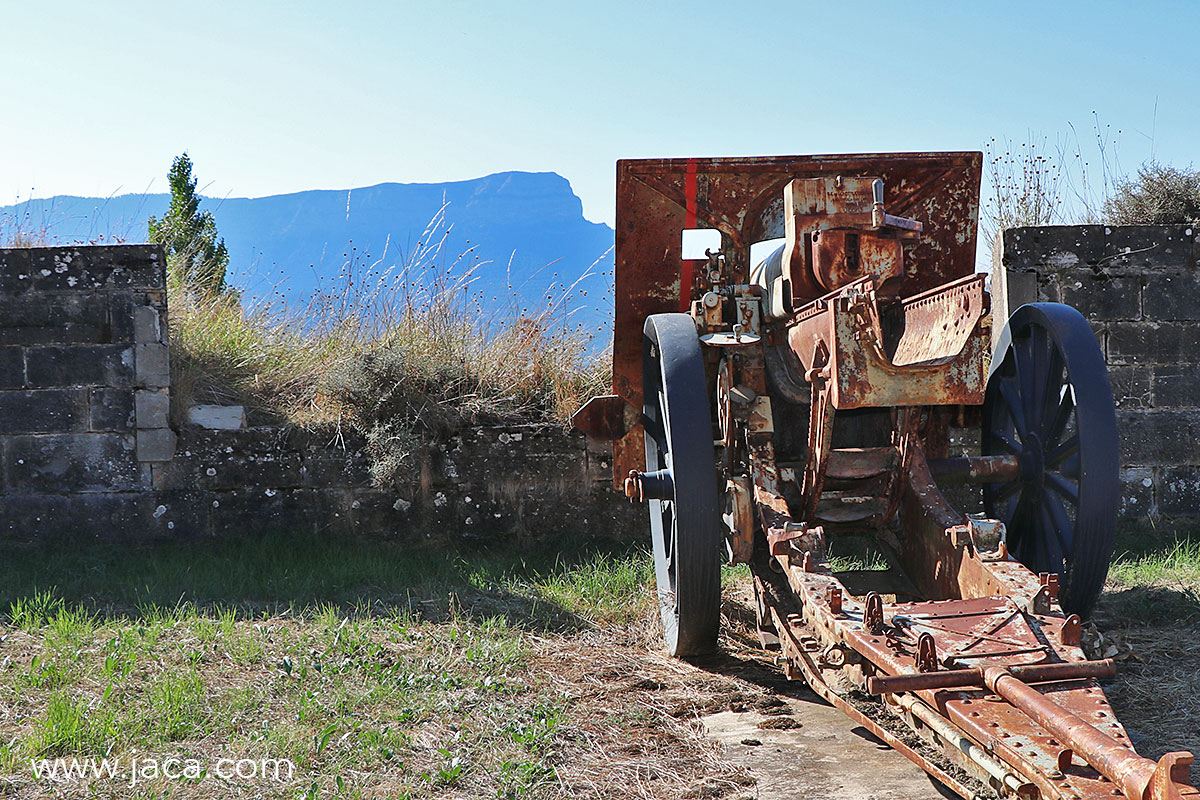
[0,171,615,332]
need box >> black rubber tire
[642,313,722,657]
[983,303,1119,618]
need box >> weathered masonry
[993,224,1200,517]
[0,245,639,540]
[0,245,174,492]
[1,228,1196,538]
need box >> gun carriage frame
[574,153,1197,800]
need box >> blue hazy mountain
[0,171,615,334]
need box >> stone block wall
[995,224,1200,518]
[0,246,174,500]
[0,245,640,543]
[1,421,640,544]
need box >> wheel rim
[983,303,1119,617]
[642,314,722,656]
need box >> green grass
[0,532,644,618]
[825,535,890,572]
[0,534,664,799]
[1109,533,1200,589]
[1101,522,1200,626]
[1092,522,1200,762]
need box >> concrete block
[0,295,108,344]
[1117,409,1200,465]
[1143,271,1200,320]
[1105,225,1193,268]
[348,489,421,537]
[135,343,170,389]
[1059,271,1141,321]
[0,491,206,540]
[26,344,135,388]
[1151,364,1200,408]
[0,293,107,327]
[140,491,209,537]
[136,389,171,429]
[133,305,163,344]
[1159,466,1200,516]
[0,347,24,388]
[1118,467,1155,518]
[1108,366,1151,409]
[208,488,332,535]
[0,248,33,291]
[4,433,143,492]
[136,427,177,462]
[186,404,245,429]
[162,428,304,490]
[585,445,613,484]
[108,292,135,342]
[1002,226,1105,270]
[992,269,1037,329]
[0,389,87,434]
[143,489,211,537]
[25,246,165,291]
[300,446,372,487]
[0,324,113,346]
[1108,322,1200,365]
[1035,273,1062,303]
[1089,320,1108,360]
[0,419,650,545]
[90,388,135,431]
[23,249,105,291]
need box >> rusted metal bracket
[788,273,988,410]
[571,394,636,442]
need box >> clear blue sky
[1,0,1195,226]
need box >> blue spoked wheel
[642,313,722,657]
[983,303,1119,618]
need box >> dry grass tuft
[528,633,754,800]
[0,203,52,248]
[167,206,610,479]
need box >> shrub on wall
[1105,162,1200,225]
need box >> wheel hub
[1019,431,1046,491]
[623,468,675,502]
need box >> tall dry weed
[0,197,52,247]
[982,113,1126,258]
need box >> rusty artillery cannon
[573,153,1197,800]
